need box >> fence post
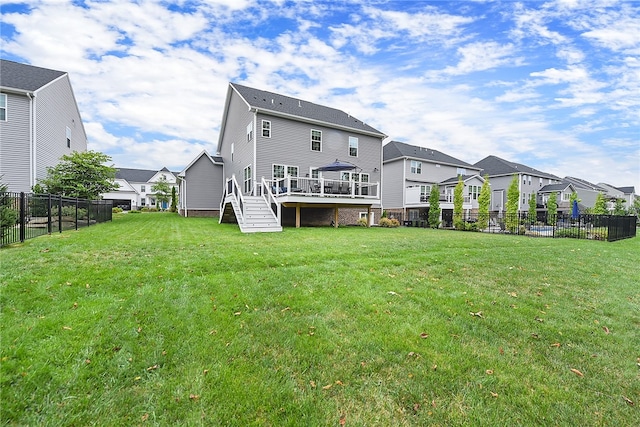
[19,192,26,243]
[47,194,52,234]
[58,195,63,233]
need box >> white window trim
[348,136,358,157]
[0,93,7,121]
[410,160,422,174]
[261,120,271,138]
[246,122,253,142]
[311,130,322,152]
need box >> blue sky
[2,0,639,190]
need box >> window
[141,198,146,206]
[231,143,234,162]
[562,192,570,201]
[528,176,532,185]
[468,185,479,200]
[243,165,252,193]
[420,185,431,198]
[246,123,253,142]
[522,193,527,204]
[273,164,285,179]
[66,126,71,148]
[349,136,358,157]
[523,175,527,185]
[456,167,466,176]
[539,177,543,187]
[261,120,271,138]
[287,166,299,188]
[141,185,146,192]
[311,130,322,151]
[410,160,422,174]
[0,93,6,121]
[310,168,320,179]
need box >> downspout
[27,92,35,189]
[402,157,407,220]
[181,177,187,217]
[252,111,258,195]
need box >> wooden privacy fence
[1,192,112,247]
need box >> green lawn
[1,213,639,426]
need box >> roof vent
[298,100,302,107]
[271,99,274,104]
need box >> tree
[528,193,537,224]
[547,192,558,223]
[477,175,491,231]
[170,186,178,213]
[505,175,520,233]
[631,197,640,217]
[428,185,441,229]
[39,151,117,200]
[152,175,172,210]
[453,178,465,230]
[592,193,608,215]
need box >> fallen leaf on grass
[189,394,199,401]
[63,326,72,330]
[550,343,561,348]
[141,413,149,422]
[420,333,429,339]
[623,396,634,406]
[322,384,332,390]
[485,370,494,375]
[234,312,242,316]
[490,392,499,398]
[309,381,316,388]
[470,311,484,318]
[570,368,584,377]
[602,326,610,334]
[339,414,346,426]
[147,365,158,371]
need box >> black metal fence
[401,212,637,242]
[1,192,113,247]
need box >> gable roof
[0,59,67,92]
[116,168,178,183]
[439,174,486,186]
[229,83,386,137]
[383,141,477,169]
[179,150,223,176]
[474,155,559,180]
[563,176,606,191]
[615,186,635,194]
[539,183,574,193]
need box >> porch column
[296,204,301,228]
[367,206,371,227]
[334,206,339,228]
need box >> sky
[1,0,639,191]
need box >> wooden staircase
[220,195,282,233]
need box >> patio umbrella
[317,159,358,171]
[571,199,579,219]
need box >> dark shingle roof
[230,83,385,136]
[383,140,476,168]
[474,155,559,180]
[539,183,571,193]
[0,59,67,92]
[563,176,605,191]
[116,168,177,182]
[615,186,635,194]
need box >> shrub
[555,228,587,239]
[357,218,368,227]
[129,210,141,214]
[112,207,124,214]
[464,221,478,232]
[379,217,400,228]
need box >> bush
[52,205,87,219]
[129,210,142,214]
[464,221,478,232]
[555,228,587,239]
[357,218,368,227]
[141,207,159,212]
[379,217,400,228]
[112,207,124,214]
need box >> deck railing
[268,176,379,198]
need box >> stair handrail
[221,175,245,224]
[260,177,281,223]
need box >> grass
[1,212,639,426]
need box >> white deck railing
[268,176,379,199]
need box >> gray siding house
[474,155,561,215]
[0,60,88,192]
[382,141,482,224]
[217,83,387,231]
[178,150,224,217]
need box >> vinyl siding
[255,112,383,183]
[0,92,31,192]
[34,76,88,183]
[219,90,255,187]
[184,155,224,209]
[381,159,405,209]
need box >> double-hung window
[348,136,358,157]
[311,130,322,152]
[262,120,271,138]
[246,123,253,142]
[66,127,71,148]
[410,160,422,174]
[0,94,6,121]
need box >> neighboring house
[537,183,577,214]
[474,155,561,214]
[381,140,483,224]
[102,167,178,210]
[216,82,387,232]
[0,59,88,192]
[562,176,607,210]
[597,183,636,211]
[178,150,224,217]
